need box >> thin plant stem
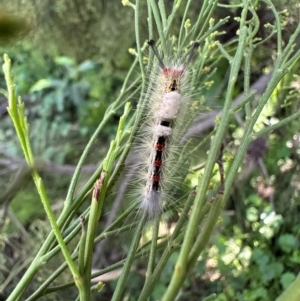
[146,216,160,277]
[161,5,249,300]
[111,214,147,301]
[3,55,81,299]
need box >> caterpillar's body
[133,41,199,219]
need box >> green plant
[1,0,300,300]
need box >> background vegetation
[0,0,300,300]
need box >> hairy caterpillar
[131,40,200,219]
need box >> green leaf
[280,272,296,289]
[259,225,275,239]
[78,60,95,72]
[54,56,75,66]
[252,249,269,266]
[291,250,300,264]
[278,234,297,253]
[261,265,276,282]
[247,194,262,206]
[30,79,52,92]
[260,262,283,283]
[243,287,268,301]
[246,207,258,222]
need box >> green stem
[111,214,146,301]
[82,171,107,299]
[134,0,145,80]
[146,216,160,277]
[253,110,300,139]
[149,0,166,52]
[25,220,139,301]
[81,102,131,299]
[161,10,249,301]
[3,55,80,293]
[187,193,223,270]
[178,0,193,47]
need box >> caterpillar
[131,40,200,219]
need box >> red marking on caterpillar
[130,40,200,219]
[163,68,184,77]
[153,174,160,183]
[156,143,165,151]
[154,159,162,167]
